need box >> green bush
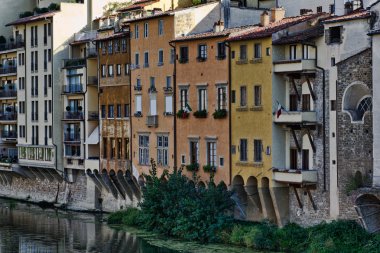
[107,210,127,225]
[138,159,234,243]
[276,223,307,252]
[107,208,142,226]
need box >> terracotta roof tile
[117,0,159,12]
[272,25,324,45]
[6,11,57,26]
[171,26,254,42]
[227,13,326,42]
[125,11,172,23]
[95,32,129,41]
[323,9,371,24]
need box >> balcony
[0,66,16,75]
[273,59,316,73]
[1,131,17,141]
[274,111,317,125]
[64,112,84,120]
[146,115,158,127]
[63,58,85,68]
[0,40,24,52]
[273,168,318,184]
[0,89,17,98]
[0,113,17,122]
[64,133,81,143]
[63,84,84,94]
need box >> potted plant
[66,106,71,112]
[186,163,199,172]
[5,107,11,112]
[213,109,227,119]
[176,109,189,119]
[193,109,207,118]
[203,164,216,173]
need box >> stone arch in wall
[342,81,372,122]
[302,134,314,170]
[245,176,263,221]
[260,177,277,223]
[355,194,380,233]
[232,175,247,220]
[301,80,314,111]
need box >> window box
[203,164,216,173]
[250,58,262,64]
[148,87,157,93]
[164,112,174,116]
[176,109,189,119]
[216,55,226,60]
[193,109,207,118]
[236,59,248,65]
[179,58,188,64]
[196,57,207,62]
[134,111,142,117]
[134,85,142,91]
[213,109,227,119]
[186,163,199,172]
[163,86,173,93]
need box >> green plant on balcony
[186,163,199,172]
[203,164,216,173]
[66,106,71,112]
[176,109,189,119]
[193,109,207,118]
[213,109,227,119]
[19,11,34,18]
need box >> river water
[0,199,179,253]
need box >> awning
[85,126,99,145]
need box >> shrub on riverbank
[107,208,141,226]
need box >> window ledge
[236,59,248,65]
[235,162,263,167]
[250,106,263,111]
[250,58,262,64]
[236,107,248,112]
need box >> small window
[217,42,226,59]
[125,64,130,75]
[240,139,248,162]
[254,85,261,106]
[329,26,342,44]
[158,20,164,35]
[108,105,114,118]
[198,88,207,111]
[217,86,227,110]
[124,104,130,117]
[197,44,207,61]
[331,57,336,66]
[266,47,271,56]
[331,100,336,111]
[144,23,149,38]
[219,157,224,167]
[101,65,106,77]
[289,94,298,111]
[240,86,247,107]
[181,155,186,164]
[290,45,297,60]
[108,65,114,77]
[135,24,139,39]
[144,52,149,67]
[231,51,235,59]
[317,6,322,13]
[254,140,262,162]
[116,64,121,76]
[158,49,164,65]
[330,4,335,14]
[116,104,122,118]
[231,90,236,103]
[179,46,188,63]
[239,45,247,60]
[254,43,262,59]
[135,53,140,67]
[166,76,172,88]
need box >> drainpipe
[225,41,232,186]
[128,33,133,174]
[169,41,177,169]
[315,45,327,192]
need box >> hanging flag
[184,103,192,113]
[276,102,285,118]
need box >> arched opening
[218,181,227,190]
[259,177,277,223]
[232,175,247,220]
[355,194,380,233]
[198,181,206,189]
[245,176,263,221]
[302,134,313,170]
[117,170,133,200]
[343,82,372,122]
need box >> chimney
[260,11,270,27]
[270,7,285,23]
[213,20,225,32]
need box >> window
[266,47,271,56]
[125,138,130,159]
[220,157,224,167]
[48,49,51,62]
[124,104,130,117]
[101,65,106,77]
[158,49,164,65]
[157,135,168,166]
[207,141,217,167]
[330,4,335,14]
[135,53,140,67]
[139,135,149,165]
[114,39,120,53]
[289,94,298,111]
[116,104,122,118]
[189,140,199,164]
[198,88,207,111]
[103,138,108,158]
[217,86,227,110]
[121,38,127,52]
[231,51,235,59]
[135,24,139,39]
[254,140,262,162]
[110,138,115,159]
[231,90,236,103]
[240,45,247,60]
[302,45,310,59]
[158,20,164,35]
[254,43,262,59]
[240,139,248,161]
[331,100,336,111]
[170,48,175,64]
[48,75,52,87]
[144,23,149,38]
[166,76,172,89]
[101,41,106,54]
[136,78,141,88]
[149,94,157,116]
[290,148,298,170]
[108,104,114,118]
[144,52,149,67]
[329,26,342,44]
[165,96,173,114]
[290,45,297,60]
[302,149,309,170]
[217,42,226,59]
[302,94,311,111]
[197,44,207,60]
[116,64,121,76]
[331,57,336,66]
[135,95,142,114]
[179,46,188,63]
[254,85,261,106]
[149,77,155,90]
[180,89,188,110]
[108,65,114,77]
[117,138,122,159]
[317,6,322,13]
[125,64,130,75]
[108,40,113,54]
[48,23,51,36]
[240,86,247,107]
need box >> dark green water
[0,199,179,253]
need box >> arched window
[343,82,371,122]
[357,96,372,120]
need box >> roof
[227,13,325,42]
[124,11,173,23]
[95,32,129,42]
[6,11,57,26]
[171,26,254,42]
[272,25,324,45]
[323,9,371,24]
[335,47,371,66]
[117,0,159,12]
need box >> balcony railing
[63,58,86,68]
[63,84,84,94]
[0,113,17,121]
[1,131,17,139]
[273,111,317,125]
[146,115,158,127]
[273,59,316,73]
[64,112,84,120]
[0,89,17,98]
[0,41,24,52]
[272,168,318,184]
[64,133,81,142]
[0,66,16,75]
[88,111,99,120]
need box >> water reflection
[0,200,178,253]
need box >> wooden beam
[306,77,316,101]
[293,186,303,209]
[291,128,301,151]
[307,128,316,153]
[291,78,301,101]
[306,188,317,211]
